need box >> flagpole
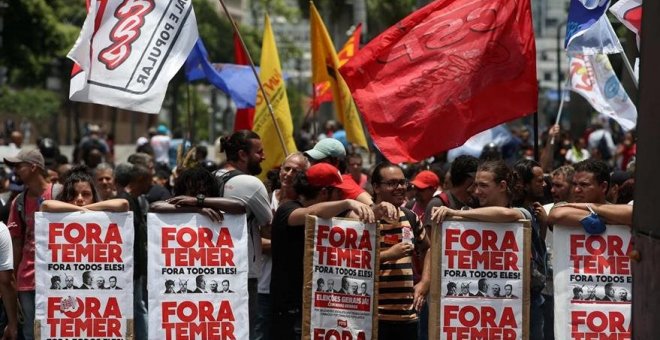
[620,52,639,89]
[551,76,570,145]
[217,0,289,157]
[187,84,193,145]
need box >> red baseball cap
[410,170,440,189]
[306,163,353,192]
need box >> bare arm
[547,206,590,227]
[40,200,86,213]
[0,271,17,339]
[85,199,129,212]
[150,201,224,223]
[355,192,374,206]
[433,206,524,223]
[288,199,374,226]
[166,196,246,214]
[551,203,633,226]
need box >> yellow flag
[310,3,368,148]
[253,15,297,180]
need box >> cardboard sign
[430,219,530,340]
[302,216,379,340]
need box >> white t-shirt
[216,170,273,279]
[150,135,171,165]
[0,222,14,271]
[257,190,280,294]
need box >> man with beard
[62,275,75,290]
[214,130,272,338]
[549,160,633,227]
[512,159,550,340]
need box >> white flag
[565,0,623,55]
[569,54,637,131]
[68,0,198,114]
[610,0,642,50]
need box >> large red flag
[233,32,255,131]
[340,0,538,163]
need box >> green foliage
[0,0,84,86]
[253,0,301,23]
[0,87,61,120]
[366,0,416,39]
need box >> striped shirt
[378,208,425,322]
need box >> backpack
[213,169,244,197]
[15,183,63,232]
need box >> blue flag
[184,39,259,109]
[565,0,623,55]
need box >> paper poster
[303,216,378,340]
[430,219,530,339]
[147,213,248,340]
[553,225,632,339]
[35,211,135,339]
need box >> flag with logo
[311,24,362,111]
[185,39,259,109]
[253,15,297,180]
[68,0,198,114]
[339,0,538,163]
[310,3,368,149]
[569,54,637,130]
[565,0,623,55]
[610,0,642,50]
[234,32,256,131]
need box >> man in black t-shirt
[270,163,380,340]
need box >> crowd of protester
[0,117,636,340]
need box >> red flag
[233,32,255,131]
[340,0,538,163]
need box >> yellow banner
[253,14,297,180]
[310,3,368,149]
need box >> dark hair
[114,163,150,187]
[451,155,479,187]
[512,159,541,185]
[57,165,101,203]
[127,153,153,168]
[292,171,324,200]
[173,166,219,197]
[477,160,516,199]
[370,161,400,187]
[574,159,610,187]
[478,278,487,290]
[220,130,260,162]
[617,178,634,204]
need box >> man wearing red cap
[409,170,440,222]
[4,148,60,340]
[270,163,393,339]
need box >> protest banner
[147,213,248,340]
[302,216,378,340]
[429,219,530,340]
[553,225,632,340]
[35,211,135,340]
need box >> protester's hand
[431,206,456,224]
[2,324,17,340]
[167,195,195,207]
[385,242,413,261]
[532,202,548,226]
[413,280,429,312]
[548,124,560,139]
[372,202,398,222]
[347,200,375,224]
[199,207,224,223]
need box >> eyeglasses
[379,179,408,188]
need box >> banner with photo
[429,219,530,339]
[147,213,248,340]
[302,216,378,340]
[34,211,135,339]
[553,225,632,340]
